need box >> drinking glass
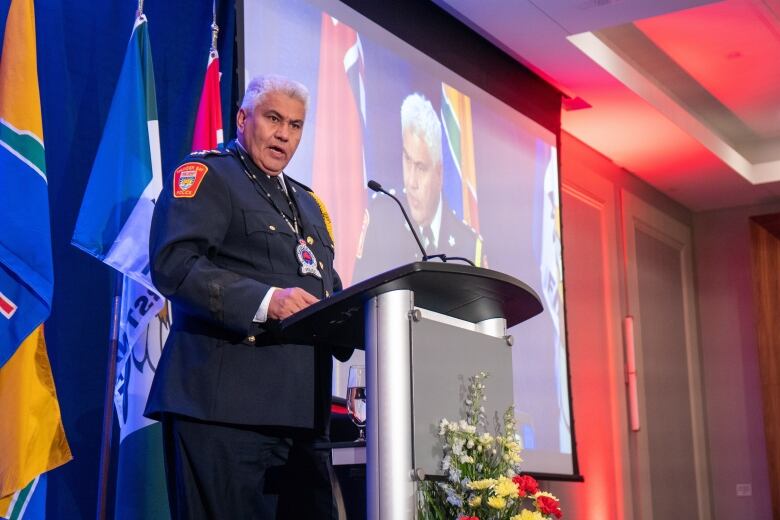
[346,365,367,442]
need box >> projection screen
[241,0,576,477]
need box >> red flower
[459,517,479,520]
[536,495,563,519]
[512,474,539,497]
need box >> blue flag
[72,15,163,314]
[70,14,169,519]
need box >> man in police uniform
[353,92,483,282]
[145,75,350,519]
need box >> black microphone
[367,179,429,261]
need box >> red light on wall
[623,315,640,432]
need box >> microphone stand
[367,180,478,267]
[367,180,429,261]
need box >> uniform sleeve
[326,244,352,360]
[150,160,270,338]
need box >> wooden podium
[281,262,543,519]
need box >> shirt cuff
[253,287,278,323]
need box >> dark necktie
[259,174,288,214]
[272,176,299,229]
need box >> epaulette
[189,148,227,157]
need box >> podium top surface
[279,262,543,348]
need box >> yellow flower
[494,476,519,498]
[468,495,482,507]
[510,510,544,520]
[487,495,507,509]
[467,478,497,490]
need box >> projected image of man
[402,95,443,246]
[354,93,482,279]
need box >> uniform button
[325,291,330,297]
[307,236,314,245]
[318,261,324,269]
[246,336,256,344]
[268,225,276,231]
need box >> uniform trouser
[161,414,337,519]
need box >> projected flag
[0,0,72,516]
[440,83,480,231]
[311,14,367,286]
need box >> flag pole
[95,17,141,520]
[96,271,123,520]
[211,0,219,55]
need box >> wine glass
[346,365,367,442]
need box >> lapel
[284,176,314,235]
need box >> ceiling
[434,0,780,211]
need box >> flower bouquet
[417,372,563,520]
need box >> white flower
[459,454,474,464]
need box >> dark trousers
[161,414,337,519]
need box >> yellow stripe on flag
[0,0,43,141]
[0,326,72,500]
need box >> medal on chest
[296,239,322,279]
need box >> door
[622,191,711,520]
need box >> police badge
[295,239,322,278]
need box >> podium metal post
[365,289,415,520]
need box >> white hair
[240,74,310,114]
[400,93,442,166]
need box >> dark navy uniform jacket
[144,140,351,433]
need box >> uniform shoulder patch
[173,161,208,198]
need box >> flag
[112,283,169,520]
[191,49,223,150]
[440,83,479,231]
[1,475,47,520]
[0,0,72,516]
[112,35,226,519]
[311,15,367,287]
[71,14,164,317]
[69,13,169,519]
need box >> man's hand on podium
[268,287,320,320]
